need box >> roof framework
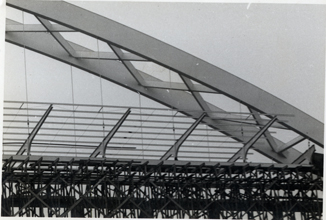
[4,0,324,164]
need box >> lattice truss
[3,0,323,164]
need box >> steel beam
[6,23,74,32]
[250,109,278,152]
[75,51,145,61]
[160,113,206,160]
[5,31,306,163]
[2,155,322,218]
[228,117,277,162]
[292,145,315,164]
[110,45,146,85]
[6,0,322,146]
[90,109,131,158]
[181,76,212,113]
[142,80,216,93]
[16,105,53,155]
[36,17,76,57]
[277,135,305,153]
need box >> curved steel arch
[5,0,324,163]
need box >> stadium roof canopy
[4,0,324,164]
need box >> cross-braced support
[2,156,323,219]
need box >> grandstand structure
[2,1,324,219]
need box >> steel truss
[2,156,323,219]
[5,0,324,164]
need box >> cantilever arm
[161,113,206,160]
[228,116,277,163]
[16,105,53,155]
[90,108,131,158]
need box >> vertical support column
[16,105,53,155]
[160,113,206,160]
[91,108,131,158]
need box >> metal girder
[6,19,147,61]
[181,76,212,113]
[250,109,278,152]
[228,117,277,162]
[6,0,322,147]
[110,45,146,85]
[142,80,216,93]
[2,155,322,218]
[74,51,146,61]
[160,113,206,160]
[5,31,306,164]
[292,145,315,164]
[16,105,53,156]
[36,17,76,57]
[277,135,305,153]
[4,3,320,164]
[90,109,131,158]
[6,23,74,32]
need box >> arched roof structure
[4,0,324,164]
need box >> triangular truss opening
[60,32,105,52]
[131,61,183,83]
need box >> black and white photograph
[0,0,324,219]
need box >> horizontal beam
[6,23,74,32]
[143,80,216,93]
[75,51,146,61]
[2,155,314,169]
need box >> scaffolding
[2,155,323,219]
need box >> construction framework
[2,156,323,219]
[2,1,324,219]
